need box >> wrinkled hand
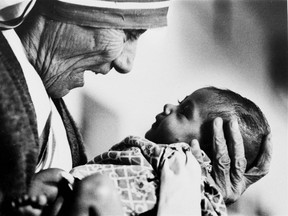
[29,168,72,203]
[11,168,73,216]
[157,149,202,216]
[191,117,272,204]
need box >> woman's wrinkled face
[145,89,212,145]
[40,23,145,98]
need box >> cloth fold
[1,0,169,30]
[0,0,36,29]
[37,0,169,29]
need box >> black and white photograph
[0,0,286,215]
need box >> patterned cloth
[70,136,227,216]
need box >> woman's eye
[124,29,146,41]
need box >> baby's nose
[163,104,175,115]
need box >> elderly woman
[0,0,272,216]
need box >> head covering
[38,0,169,29]
[0,0,36,29]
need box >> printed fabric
[70,136,227,216]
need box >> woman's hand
[157,149,202,216]
[191,117,272,204]
[11,168,73,216]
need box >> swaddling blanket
[70,136,227,216]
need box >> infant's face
[145,89,212,145]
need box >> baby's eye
[179,105,191,118]
[177,107,186,118]
[177,110,185,119]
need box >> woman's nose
[163,104,176,115]
[112,40,137,74]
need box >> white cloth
[0,0,36,29]
[2,29,72,172]
[39,0,169,29]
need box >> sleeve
[0,32,39,213]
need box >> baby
[13,86,270,216]
[145,86,270,172]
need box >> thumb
[190,139,204,165]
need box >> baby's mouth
[152,113,165,129]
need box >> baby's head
[145,86,270,170]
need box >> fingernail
[11,201,15,208]
[214,117,223,128]
[232,118,239,129]
[267,133,272,140]
[38,195,48,206]
[23,194,29,201]
[31,196,37,202]
[191,139,197,146]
